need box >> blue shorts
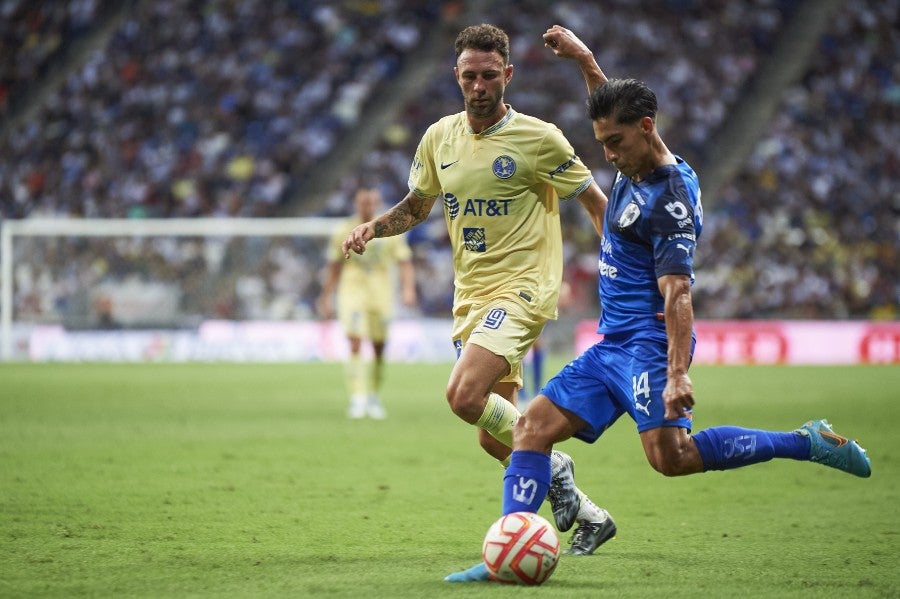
[542,327,695,443]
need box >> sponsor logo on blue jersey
[617,202,640,229]
[598,236,617,278]
[599,258,618,279]
[600,236,613,254]
[664,201,692,228]
[463,227,486,252]
[492,155,516,179]
[667,232,696,242]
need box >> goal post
[1,217,344,360]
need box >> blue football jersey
[596,157,702,334]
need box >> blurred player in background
[343,24,615,551]
[318,186,418,419]
[519,337,544,404]
[447,24,872,582]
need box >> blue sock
[693,426,811,471]
[502,450,551,515]
[532,346,545,392]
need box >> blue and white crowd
[1,0,896,327]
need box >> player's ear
[505,63,514,83]
[640,115,654,135]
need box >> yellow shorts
[451,294,548,387]
[338,303,389,342]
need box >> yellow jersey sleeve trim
[560,177,594,202]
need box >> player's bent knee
[445,384,483,423]
[647,454,684,477]
[644,445,702,477]
[641,427,704,477]
[512,412,556,453]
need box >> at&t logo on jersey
[444,192,512,220]
[492,155,516,179]
[464,198,511,216]
[444,193,460,220]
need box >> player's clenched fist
[341,223,375,258]
[542,25,592,59]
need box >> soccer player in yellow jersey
[318,186,417,419]
[343,24,615,553]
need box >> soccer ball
[482,512,561,585]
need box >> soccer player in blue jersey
[445,24,871,582]
[343,24,614,550]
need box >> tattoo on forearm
[374,197,428,237]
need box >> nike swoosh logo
[440,160,459,170]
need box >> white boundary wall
[21,319,457,362]
[8,318,900,364]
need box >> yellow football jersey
[328,217,413,313]
[408,107,593,319]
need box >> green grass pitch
[1,361,898,598]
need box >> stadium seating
[1,0,895,325]
[694,0,898,320]
[0,1,102,118]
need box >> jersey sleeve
[649,185,697,279]
[407,122,442,199]
[534,125,594,201]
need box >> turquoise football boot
[798,419,871,478]
[444,561,491,582]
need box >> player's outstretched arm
[576,181,608,237]
[542,25,609,95]
[399,259,418,308]
[342,191,436,258]
[658,274,695,420]
[316,260,342,319]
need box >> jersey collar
[467,105,515,136]
[636,156,684,184]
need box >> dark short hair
[587,78,658,124]
[454,24,510,64]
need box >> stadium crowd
[0,0,442,220]
[696,0,898,320]
[1,0,896,328]
[0,0,102,117]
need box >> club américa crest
[492,155,516,179]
